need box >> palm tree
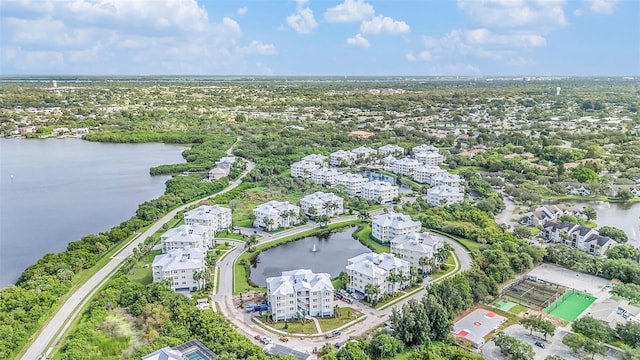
[418,256,429,274]
[287,209,298,225]
[387,273,400,294]
[435,246,450,264]
[246,235,259,251]
[280,212,289,228]
[364,284,377,303]
[263,217,274,231]
[308,206,317,219]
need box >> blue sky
[1,0,638,76]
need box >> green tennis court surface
[493,299,517,311]
[544,291,596,321]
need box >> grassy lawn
[361,286,422,309]
[427,228,481,256]
[255,317,318,335]
[126,249,161,285]
[353,224,390,253]
[318,307,363,332]
[233,220,362,294]
[216,230,248,241]
[509,304,528,315]
[429,254,458,281]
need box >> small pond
[249,226,370,287]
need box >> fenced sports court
[543,290,596,321]
[502,278,565,310]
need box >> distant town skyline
[1,0,638,76]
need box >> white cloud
[324,0,374,23]
[255,62,273,75]
[241,40,278,55]
[406,51,432,61]
[346,33,370,48]
[457,0,567,30]
[360,15,410,35]
[238,6,248,16]
[574,0,621,15]
[286,0,318,34]
[217,17,242,38]
[428,63,481,76]
[464,28,546,47]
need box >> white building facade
[346,252,411,299]
[291,160,320,179]
[253,200,301,231]
[413,165,446,184]
[378,144,404,157]
[330,150,357,166]
[335,173,368,195]
[160,224,214,253]
[390,232,445,268]
[310,167,342,186]
[184,205,232,233]
[392,157,421,176]
[361,180,399,204]
[371,213,422,242]
[415,152,445,166]
[300,191,344,217]
[152,247,208,291]
[266,269,335,321]
[426,185,464,206]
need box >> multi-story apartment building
[310,167,342,186]
[392,157,421,176]
[426,185,464,206]
[160,224,214,253]
[378,144,405,157]
[390,232,445,269]
[371,213,422,242]
[346,252,411,299]
[543,222,617,256]
[412,144,439,154]
[301,154,328,165]
[330,150,357,166]
[266,269,335,321]
[152,247,207,291]
[253,200,301,231]
[300,191,344,217]
[431,173,463,189]
[361,180,399,204]
[335,173,368,195]
[351,146,378,161]
[413,165,446,184]
[290,160,320,178]
[184,205,232,233]
[415,151,444,166]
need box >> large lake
[0,138,186,286]
[558,201,640,246]
[249,226,370,287]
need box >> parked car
[334,342,342,349]
[261,337,273,345]
[279,336,289,342]
[325,330,341,339]
[534,341,545,349]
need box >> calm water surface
[0,138,186,286]
[570,201,640,246]
[249,226,370,287]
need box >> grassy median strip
[233,220,362,295]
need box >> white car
[261,337,273,345]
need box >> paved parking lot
[527,264,611,300]
[482,325,581,360]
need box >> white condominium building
[291,160,320,178]
[413,144,439,154]
[300,191,344,217]
[152,247,207,291]
[253,200,301,231]
[426,185,464,206]
[351,146,378,160]
[361,180,399,204]
[160,224,214,253]
[378,144,404,157]
[330,150,357,166]
[390,232,445,268]
[266,269,335,321]
[335,173,368,195]
[415,151,445,166]
[382,155,397,167]
[392,157,421,176]
[301,154,328,165]
[346,252,411,299]
[413,165,446,184]
[431,173,463,189]
[184,205,232,233]
[311,167,342,186]
[371,212,422,242]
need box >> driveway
[483,325,580,360]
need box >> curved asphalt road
[21,152,254,360]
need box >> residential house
[378,144,404,157]
[215,156,236,168]
[142,339,217,360]
[412,144,439,154]
[291,160,320,179]
[346,252,411,300]
[413,165,446,184]
[390,232,445,269]
[543,222,617,255]
[160,224,214,253]
[301,154,328,165]
[521,204,581,226]
[566,183,591,196]
[351,146,378,161]
[253,200,301,231]
[300,191,344,217]
[478,172,506,182]
[415,151,445,166]
[361,180,399,204]
[330,150,357,166]
[372,213,422,242]
[348,130,374,138]
[184,205,232,233]
[335,173,368,195]
[310,167,342,186]
[392,157,421,176]
[208,167,229,180]
[587,299,640,328]
[266,269,335,321]
[426,185,464,206]
[152,247,208,291]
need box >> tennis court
[492,299,517,311]
[544,291,596,321]
[503,278,564,310]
